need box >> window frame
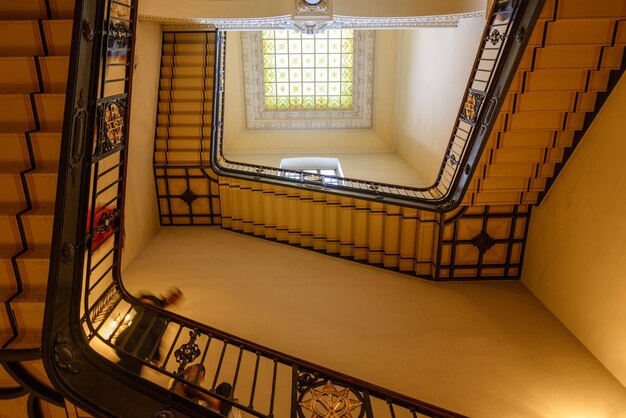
[241,30,375,129]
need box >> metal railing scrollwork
[210,0,546,211]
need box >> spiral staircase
[0,0,625,416]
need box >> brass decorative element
[299,380,363,418]
[89,286,122,325]
[53,334,82,374]
[303,173,323,182]
[111,1,131,19]
[486,29,506,45]
[105,102,124,145]
[97,98,127,156]
[61,242,76,263]
[460,89,486,125]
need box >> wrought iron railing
[210,0,545,211]
[45,1,465,417]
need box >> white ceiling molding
[241,30,375,130]
[139,11,486,31]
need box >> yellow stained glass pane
[289,83,301,95]
[263,40,275,53]
[290,97,303,108]
[266,97,277,108]
[262,30,354,110]
[277,97,289,108]
[342,40,353,53]
[265,83,276,96]
[264,69,276,82]
[290,69,302,81]
[277,83,289,96]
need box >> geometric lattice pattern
[262,29,354,109]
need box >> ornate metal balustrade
[44,1,467,417]
[211,0,545,211]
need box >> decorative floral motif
[53,333,82,374]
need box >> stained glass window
[262,29,354,110]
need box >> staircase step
[25,170,58,208]
[41,19,72,56]
[543,19,620,45]
[467,177,547,193]
[162,43,216,56]
[0,94,36,132]
[156,126,211,138]
[35,93,65,130]
[154,151,208,166]
[493,130,575,149]
[163,32,216,44]
[161,55,216,67]
[0,1,49,20]
[159,78,214,90]
[21,207,54,249]
[30,132,61,169]
[159,90,212,102]
[0,173,25,209]
[0,212,21,249]
[0,20,44,56]
[161,65,215,79]
[155,138,211,151]
[0,134,30,171]
[506,111,585,131]
[157,114,212,127]
[157,102,213,114]
[509,69,611,93]
[14,246,51,288]
[554,0,626,19]
[39,56,69,93]
[505,91,598,112]
[0,57,39,93]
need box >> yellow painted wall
[394,16,484,184]
[138,0,486,20]
[222,30,429,185]
[122,227,626,417]
[522,76,626,387]
[123,20,162,269]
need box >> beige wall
[225,151,425,186]
[122,20,162,269]
[522,76,626,387]
[123,227,626,417]
[222,31,429,185]
[139,0,486,20]
[394,17,484,184]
